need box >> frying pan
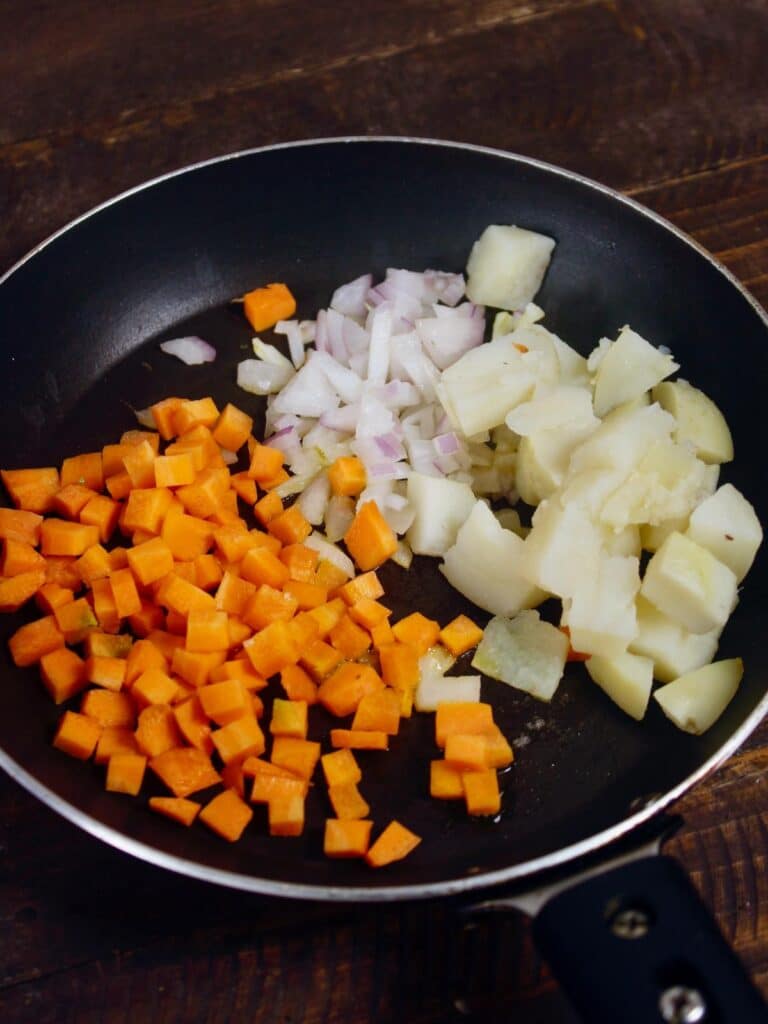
[1,137,766,1021]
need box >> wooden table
[1,2,767,1020]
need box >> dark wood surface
[2,1,768,1020]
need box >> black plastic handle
[532,854,766,1023]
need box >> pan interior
[0,140,766,894]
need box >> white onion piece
[330,274,372,319]
[134,406,156,428]
[314,351,364,404]
[304,532,355,578]
[298,471,331,525]
[237,359,293,395]
[160,336,216,365]
[219,447,238,466]
[416,314,484,370]
[270,355,339,417]
[325,495,355,542]
[274,321,307,369]
[391,539,414,569]
[252,338,294,369]
[367,305,392,385]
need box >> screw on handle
[531,855,766,1023]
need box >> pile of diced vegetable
[0,222,763,866]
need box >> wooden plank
[0,0,587,145]
[2,0,768,272]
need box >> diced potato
[685,484,762,582]
[654,658,743,734]
[406,472,477,557]
[600,524,641,558]
[414,675,482,712]
[566,403,675,483]
[652,379,733,464]
[561,554,640,659]
[640,517,689,553]
[438,337,535,436]
[640,531,738,635]
[515,421,597,506]
[629,596,719,684]
[520,499,603,600]
[465,224,555,310]
[510,325,561,386]
[586,651,654,720]
[440,501,545,617]
[472,610,568,702]
[592,327,678,417]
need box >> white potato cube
[438,336,535,435]
[629,596,720,683]
[566,403,675,480]
[471,610,568,702]
[406,472,477,557]
[586,651,654,720]
[560,554,640,658]
[521,499,604,599]
[512,325,562,386]
[515,420,598,506]
[440,500,545,617]
[640,517,690,553]
[466,225,556,310]
[414,675,481,712]
[601,525,642,558]
[686,483,763,582]
[652,379,734,464]
[654,658,743,734]
[505,386,597,436]
[592,327,679,417]
[640,531,738,634]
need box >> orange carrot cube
[351,689,401,735]
[391,612,440,655]
[317,661,384,717]
[323,819,372,858]
[329,614,371,660]
[150,746,221,797]
[268,792,305,837]
[149,796,200,826]
[81,689,136,729]
[106,753,147,796]
[321,748,362,787]
[243,620,299,678]
[343,501,397,571]
[299,639,343,681]
[53,710,101,760]
[267,505,311,546]
[134,704,182,758]
[40,647,88,703]
[429,760,464,799]
[211,714,265,764]
[94,726,139,765]
[435,702,494,748]
[378,642,420,691]
[198,678,250,726]
[462,770,501,816]
[329,729,389,751]
[327,456,367,497]
[212,403,253,452]
[269,698,308,739]
[365,821,421,868]
[132,667,178,708]
[439,614,484,657]
[199,788,253,842]
[270,736,321,780]
[327,782,370,820]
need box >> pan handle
[531,854,765,1023]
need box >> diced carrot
[268,791,305,837]
[36,581,75,615]
[462,770,501,816]
[243,584,298,631]
[250,773,308,805]
[156,573,215,617]
[435,703,495,748]
[317,662,384,717]
[198,678,250,726]
[439,614,484,657]
[328,456,367,497]
[378,642,420,692]
[253,491,283,526]
[212,403,253,452]
[145,629,184,661]
[351,689,401,735]
[85,654,127,691]
[230,472,258,505]
[193,553,223,592]
[75,543,113,584]
[9,615,65,666]
[161,509,215,561]
[125,637,168,687]
[173,696,213,754]
[283,579,328,610]
[53,483,96,519]
[279,543,319,582]
[121,429,160,453]
[213,568,257,618]
[348,597,391,631]
[267,505,311,546]
[314,559,349,591]
[243,756,304,781]
[91,577,120,633]
[150,397,184,440]
[84,632,133,660]
[132,667,179,708]
[1,468,60,513]
[0,567,46,612]
[150,747,221,797]
[45,556,83,591]
[0,507,43,546]
[343,501,397,572]
[53,710,102,760]
[109,567,142,619]
[329,614,371,660]
[80,494,121,543]
[122,487,173,535]
[40,647,88,703]
[105,472,133,501]
[280,663,319,704]
[324,819,372,858]
[126,536,174,586]
[135,704,183,758]
[329,729,389,751]
[172,397,220,435]
[243,283,296,332]
[149,796,200,826]
[106,753,147,796]
[200,788,253,842]
[321,748,362,787]
[429,760,464,799]
[365,821,421,868]
[327,782,370,821]
[153,453,196,488]
[128,600,166,637]
[121,441,156,489]
[370,619,396,650]
[211,714,265,764]
[81,688,135,729]
[169,647,223,689]
[307,598,347,638]
[300,639,343,682]
[61,452,103,492]
[270,698,308,739]
[339,570,384,605]
[212,523,256,564]
[483,725,515,769]
[94,726,139,765]
[40,519,99,557]
[243,620,299,678]
[210,658,266,690]
[186,607,230,652]
[109,547,130,571]
[287,610,321,649]
[391,612,440,655]
[271,736,321,780]
[444,734,492,772]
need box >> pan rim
[1,134,767,902]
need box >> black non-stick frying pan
[1,138,766,1021]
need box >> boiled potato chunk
[586,651,654,720]
[521,499,603,599]
[560,554,640,658]
[515,420,597,506]
[652,379,733,464]
[592,327,678,417]
[685,483,763,582]
[505,385,596,436]
[440,500,545,617]
[640,531,738,634]
[654,658,743,734]
[629,597,719,683]
[640,517,689,553]
[406,472,477,557]
[414,674,481,712]
[466,224,556,311]
[471,610,568,702]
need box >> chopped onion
[252,338,294,369]
[298,471,331,525]
[325,495,355,542]
[134,406,156,428]
[304,532,355,578]
[330,274,372,320]
[237,359,293,395]
[219,447,238,466]
[160,336,217,365]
